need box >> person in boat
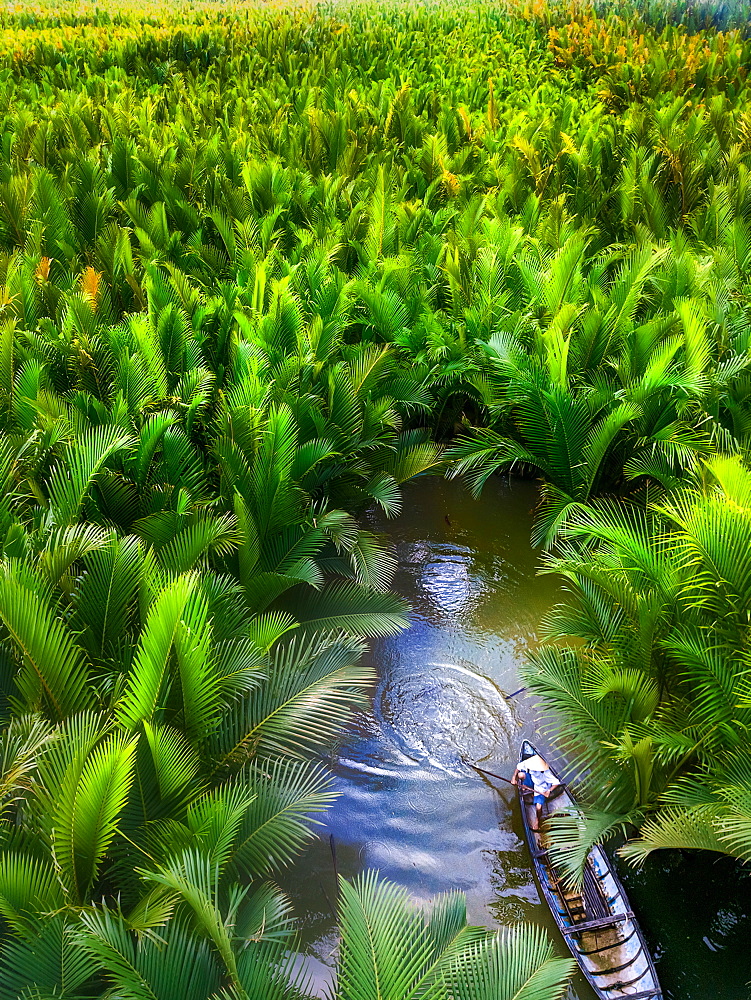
[512,754,562,829]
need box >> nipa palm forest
[0,0,748,996]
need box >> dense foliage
[0,0,749,994]
[529,458,751,876]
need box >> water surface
[282,476,751,999]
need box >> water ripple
[375,660,517,774]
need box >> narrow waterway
[281,476,751,999]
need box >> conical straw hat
[520,754,549,772]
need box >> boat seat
[562,911,633,935]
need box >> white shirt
[520,766,560,796]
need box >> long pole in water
[329,833,339,895]
[468,763,519,786]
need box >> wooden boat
[517,740,663,1000]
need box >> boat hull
[517,740,663,1000]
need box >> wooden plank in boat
[561,911,634,935]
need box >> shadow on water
[278,476,751,1000]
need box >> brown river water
[280,476,751,999]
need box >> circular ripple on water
[376,661,517,774]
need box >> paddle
[468,762,519,786]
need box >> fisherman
[512,754,562,830]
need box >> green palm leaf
[0,851,64,934]
[0,561,92,719]
[0,714,56,817]
[348,531,397,591]
[544,807,640,888]
[71,534,144,662]
[336,871,444,1000]
[52,730,138,901]
[158,513,239,575]
[335,873,567,1000]
[117,574,209,733]
[47,424,133,527]
[143,721,201,802]
[212,632,372,765]
[79,908,223,1000]
[619,805,731,864]
[139,849,241,985]
[231,759,336,876]
[443,924,574,1000]
[36,523,112,589]
[0,914,96,1000]
[290,582,409,638]
[233,937,314,1000]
